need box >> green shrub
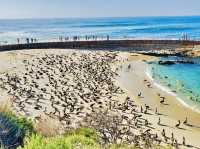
[17,127,173,149]
[18,133,100,149]
[18,134,44,149]
[64,127,98,141]
[2,112,34,136]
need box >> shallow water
[150,57,200,110]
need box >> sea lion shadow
[138,96,144,99]
[177,127,187,131]
[158,123,173,128]
[157,113,168,117]
[146,125,155,129]
[186,144,200,149]
[162,103,170,106]
[144,112,153,115]
[186,123,200,129]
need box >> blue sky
[0,0,200,18]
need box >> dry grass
[34,114,65,137]
[0,98,13,114]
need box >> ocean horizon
[0,16,200,44]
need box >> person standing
[107,35,110,40]
[17,38,20,44]
[26,38,29,44]
[31,38,34,43]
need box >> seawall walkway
[0,39,200,51]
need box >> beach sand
[0,49,200,148]
[116,53,200,148]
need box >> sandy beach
[0,49,200,148]
[116,53,200,148]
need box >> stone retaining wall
[0,40,199,51]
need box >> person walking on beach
[140,106,143,113]
[145,119,148,126]
[158,117,161,125]
[175,120,181,128]
[161,129,165,137]
[155,107,158,115]
[170,132,174,145]
[138,92,142,97]
[183,136,186,146]
[174,139,178,148]
[183,117,188,125]
[128,64,131,69]
[171,132,174,139]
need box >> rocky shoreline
[158,60,195,65]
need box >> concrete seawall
[0,40,200,51]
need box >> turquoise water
[0,16,200,43]
[150,58,200,110]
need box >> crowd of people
[58,35,110,42]
[15,35,110,44]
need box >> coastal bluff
[0,39,200,52]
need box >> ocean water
[0,16,200,44]
[150,58,200,111]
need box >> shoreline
[116,53,200,148]
[145,65,200,114]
